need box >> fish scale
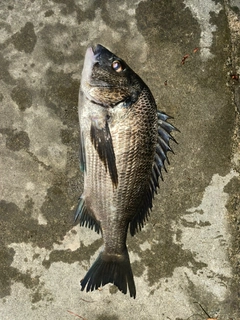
[75,44,178,298]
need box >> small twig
[181,47,200,65]
[80,298,96,303]
[181,54,189,65]
[194,302,218,319]
[197,303,211,317]
[67,310,87,319]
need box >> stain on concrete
[136,0,201,50]
[60,128,74,145]
[184,271,221,316]
[40,23,84,64]
[200,9,234,176]
[7,5,14,11]
[39,186,74,239]
[0,245,40,299]
[44,10,54,18]
[31,284,46,304]
[3,129,30,151]
[94,0,128,30]
[44,68,79,124]
[224,176,240,316]
[0,200,34,245]
[0,189,73,297]
[41,24,66,65]
[230,4,240,14]
[129,222,207,287]
[52,0,95,24]
[184,0,223,60]
[42,239,102,269]
[0,247,15,298]
[210,8,231,55]
[0,53,16,85]
[11,22,37,54]
[10,84,32,111]
[53,0,76,15]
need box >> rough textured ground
[0,0,240,319]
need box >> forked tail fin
[80,247,136,298]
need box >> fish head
[81,44,143,107]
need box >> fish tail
[80,247,136,298]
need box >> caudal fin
[80,247,136,298]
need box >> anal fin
[75,196,101,234]
[129,186,153,236]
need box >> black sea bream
[75,44,178,298]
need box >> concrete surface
[0,0,240,319]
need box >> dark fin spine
[153,160,163,181]
[156,144,169,165]
[154,110,179,179]
[157,111,172,121]
[158,126,178,144]
[155,152,167,172]
[157,136,174,154]
[151,164,159,190]
[80,247,136,298]
[150,174,159,194]
[75,196,101,234]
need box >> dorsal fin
[130,110,179,236]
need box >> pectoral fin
[90,120,118,187]
[79,131,86,172]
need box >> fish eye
[112,60,123,72]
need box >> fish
[75,44,178,298]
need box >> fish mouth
[91,44,115,64]
[81,46,100,86]
[92,44,105,57]
[85,44,105,63]
[85,46,98,63]
[83,44,116,90]
[82,44,105,81]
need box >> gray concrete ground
[0,0,240,319]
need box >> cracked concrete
[0,0,240,319]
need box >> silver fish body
[75,44,178,298]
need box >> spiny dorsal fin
[130,110,179,236]
[154,110,179,182]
